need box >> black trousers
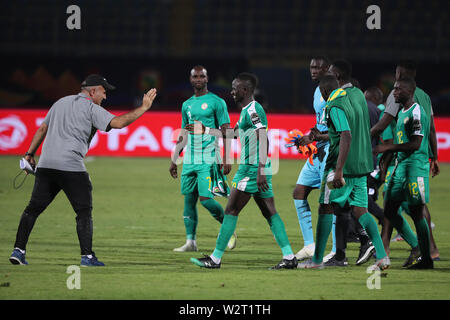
[14,168,94,255]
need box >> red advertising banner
[1,109,450,162]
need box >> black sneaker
[190,255,221,269]
[270,257,298,270]
[407,256,434,270]
[324,255,348,267]
[402,246,420,268]
[355,242,375,265]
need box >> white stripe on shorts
[324,183,331,204]
[417,176,426,204]
[237,176,250,192]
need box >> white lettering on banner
[437,132,450,149]
[107,127,128,151]
[125,126,160,151]
[162,126,176,151]
[0,115,27,150]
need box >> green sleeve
[329,107,350,132]
[381,121,395,141]
[216,98,230,127]
[181,104,188,128]
[411,104,426,136]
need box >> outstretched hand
[142,88,157,110]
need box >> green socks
[183,194,198,240]
[359,213,387,259]
[313,214,334,264]
[212,214,238,260]
[268,213,294,257]
[389,210,419,248]
[212,213,294,262]
[414,217,431,259]
[183,196,224,241]
[200,199,224,223]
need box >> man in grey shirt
[9,74,157,266]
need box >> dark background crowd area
[1,0,449,114]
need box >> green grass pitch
[0,155,449,300]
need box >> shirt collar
[78,92,92,100]
[340,82,353,89]
[243,100,256,109]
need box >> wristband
[204,127,210,135]
[25,152,34,157]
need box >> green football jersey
[236,100,271,169]
[324,87,373,176]
[181,92,230,165]
[414,87,433,158]
[379,108,397,167]
[414,87,432,121]
[395,102,430,176]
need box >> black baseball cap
[81,74,116,90]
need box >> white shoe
[295,243,315,261]
[368,256,390,271]
[173,242,198,252]
[323,251,336,263]
[297,258,324,269]
[227,232,237,250]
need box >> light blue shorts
[296,143,329,188]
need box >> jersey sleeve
[181,103,189,128]
[247,102,267,130]
[410,104,425,137]
[215,98,230,127]
[384,90,400,117]
[91,103,116,132]
[329,107,350,132]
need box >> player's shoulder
[412,102,426,115]
[414,86,431,100]
[181,96,196,109]
[346,85,365,98]
[207,92,227,106]
[327,88,348,102]
[245,100,265,114]
[182,95,196,104]
[314,85,321,95]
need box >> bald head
[319,74,339,101]
[190,65,207,76]
[190,65,208,93]
[364,86,383,105]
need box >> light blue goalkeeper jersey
[313,86,328,149]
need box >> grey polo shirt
[37,93,116,172]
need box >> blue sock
[294,199,314,246]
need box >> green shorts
[383,165,395,190]
[384,165,429,205]
[181,164,229,198]
[319,169,368,208]
[231,165,274,198]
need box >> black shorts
[25,168,92,217]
